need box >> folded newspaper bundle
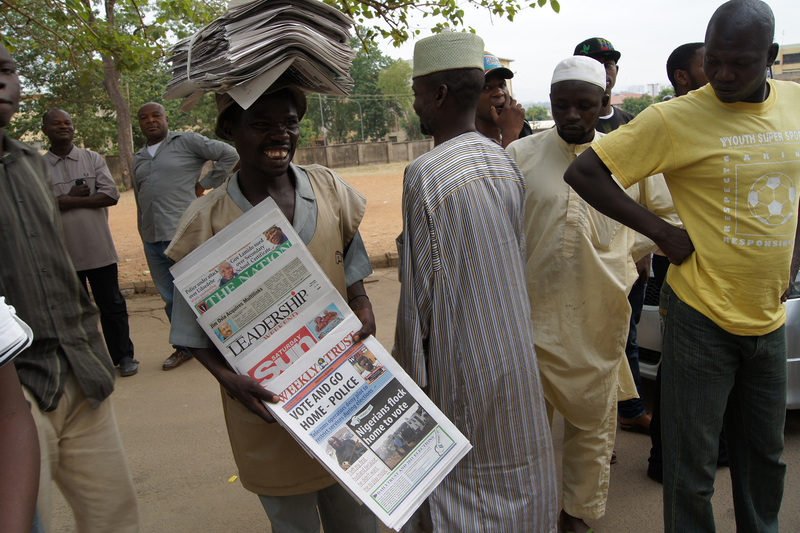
[171,199,471,530]
[0,297,33,367]
[164,0,356,111]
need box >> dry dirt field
[109,162,406,285]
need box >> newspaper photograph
[170,199,471,529]
[268,314,471,530]
[171,199,349,379]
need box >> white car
[637,271,800,409]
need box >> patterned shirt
[132,130,238,243]
[394,131,558,532]
[0,136,114,411]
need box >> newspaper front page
[171,198,470,530]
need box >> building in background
[772,43,800,83]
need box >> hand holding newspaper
[170,198,470,530]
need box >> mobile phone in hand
[75,178,86,186]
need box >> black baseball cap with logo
[573,37,621,62]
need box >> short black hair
[707,0,775,51]
[216,88,304,140]
[417,68,484,111]
[42,108,70,127]
[666,43,704,90]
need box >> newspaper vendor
[166,80,379,533]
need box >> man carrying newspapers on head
[166,57,381,533]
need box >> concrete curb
[368,252,399,269]
[119,253,399,299]
[119,280,160,298]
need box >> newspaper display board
[171,198,471,530]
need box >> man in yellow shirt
[565,1,794,531]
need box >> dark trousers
[660,282,785,532]
[618,281,646,419]
[77,263,134,366]
[649,257,728,480]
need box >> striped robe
[394,132,558,532]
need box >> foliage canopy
[2,0,563,173]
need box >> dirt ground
[110,162,406,284]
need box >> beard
[418,114,435,136]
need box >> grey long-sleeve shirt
[132,130,238,243]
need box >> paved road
[51,268,800,532]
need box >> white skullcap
[551,56,606,89]
[413,32,484,78]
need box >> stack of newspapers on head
[164,0,355,111]
[0,297,33,367]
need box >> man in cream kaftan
[507,56,678,531]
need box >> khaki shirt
[166,164,369,495]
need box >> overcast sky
[377,0,800,105]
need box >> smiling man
[565,1,795,531]
[507,56,677,533]
[42,109,138,378]
[132,102,238,370]
[164,81,378,533]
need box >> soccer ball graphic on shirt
[747,172,796,226]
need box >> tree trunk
[97,0,133,190]
[101,54,134,190]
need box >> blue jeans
[258,483,380,533]
[618,281,646,419]
[31,508,44,533]
[142,240,189,356]
[660,283,786,532]
[142,240,177,320]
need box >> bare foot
[559,509,593,533]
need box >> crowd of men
[0,0,795,531]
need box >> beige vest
[167,165,366,495]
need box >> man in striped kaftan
[394,31,559,533]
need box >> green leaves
[330,0,562,47]
[4,0,566,154]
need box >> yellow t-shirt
[594,80,800,335]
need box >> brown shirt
[0,136,114,411]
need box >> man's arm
[57,152,120,211]
[347,280,375,342]
[168,280,278,422]
[0,364,39,533]
[629,173,682,263]
[783,213,800,302]
[188,133,239,190]
[564,147,694,264]
[492,96,527,149]
[57,186,117,211]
